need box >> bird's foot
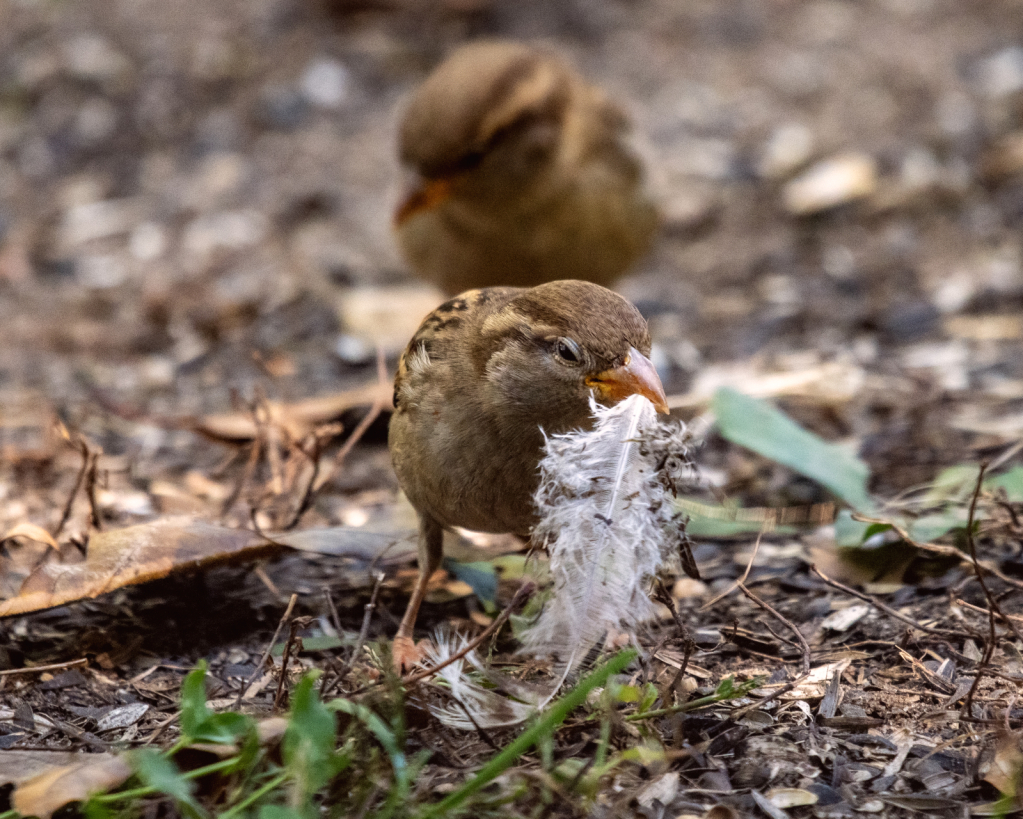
[392,635,431,673]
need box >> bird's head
[476,280,668,429]
[395,41,573,225]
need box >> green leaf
[283,672,343,800]
[129,750,207,817]
[179,663,212,741]
[259,807,311,819]
[676,497,800,537]
[908,510,966,542]
[305,634,346,651]
[987,465,1023,502]
[924,464,981,504]
[834,510,873,546]
[192,711,253,746]
[443,558,498,605]
[712,387,874,513]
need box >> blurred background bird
[393,40,658,295]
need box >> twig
[85,447,103,531]
[850,512,1023,591]
[960,464,1023,716]
[736,578,811,676]
[323,587,343,635]
[729,678,803,721]
[274,617,309,711]
[653,581,696,694]
[701,530,764,611]
[52,432,90,539]
[281,424,341,531]
[346,582,534,698]
[324,571,385,697]
[0,658,87,677]
[312,346,389,494]
[401,582,534,689]
[236,593,298,708]
[811,566,976,638]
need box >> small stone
[64,35,130,82]
[182,210,267,257]
[879,300,939,343]
[299,58,351,109]
[822,245,857,280]
[976,45,1023,99]
[935,91,977,138]
[77,254,128,289]
[129,222,167,261]
[75,97,118,143]
[757,122,814,180]
[334,334,374,365]
[782,153,878,215]
[257,85,309,131]
[60,198,138,247]
[980,132,1023,182]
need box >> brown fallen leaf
[8,716,292,817]
[193,382,392,443]
[0,518,420,618]
[980,731,1023,805]
[11,754,132,819]
[0,519,278,617]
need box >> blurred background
[2,0,1023,509]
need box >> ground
[1,0,1022,816]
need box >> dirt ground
[1,0,1023,815]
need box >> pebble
[60,198,139,247]
[299,58,352,109]
[128,222,168,261]
[935,91,977,138]
[182,209,267,257]
[879,300,939,343]
[782,152,878,215]
[77,253,128,289]
[757,122,814,180]
[980,132,1023,182]
[257,84,309,131]
[74,97,118,144]
[976,45,1023,99]
[63,34,130,83]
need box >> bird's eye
[554,337,582,364]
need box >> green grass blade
[419,648,637,819]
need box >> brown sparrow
[388,279,669,668]
[394,41,658,295]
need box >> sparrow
[394,40,658,295]
[388,280,669,668]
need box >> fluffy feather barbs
[520,394,694,670]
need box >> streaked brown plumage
[388,280,668,668]
[394,41,657,295]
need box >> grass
[5,649,765,818]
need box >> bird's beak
[586,347,669,414]
[394,174,454,226]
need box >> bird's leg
[393,514,444,671]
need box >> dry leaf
[194,383,390,443]
[0,519,277,617]
[12,754,132,818]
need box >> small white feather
[519,394,691,674]
[423,629,537,729]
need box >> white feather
[519,394,690,674]
[422,629,537,729]
[426,395,693,727]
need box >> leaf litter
[2,0,1023,814]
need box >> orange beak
[585,347,669,414]
[394,175,454,226]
